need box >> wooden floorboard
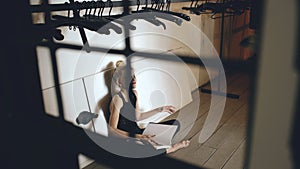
[180,73,248,141]
[175,144,217,167]
[169,72,249,168]
[204,91,249,149]
[203,104,248,169]
[170,72,246,143]
[222,139,247,169]
[84,71,250,169]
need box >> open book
[142,123,178,150]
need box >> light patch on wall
[132,56,194,128]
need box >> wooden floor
[84,71,250,169]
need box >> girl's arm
[134,90,176,121]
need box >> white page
[143,123,178,146]
[137,111,171,128]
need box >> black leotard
[117,92,143,135]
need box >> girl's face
[118,68,137,90]
[131,72,137,89]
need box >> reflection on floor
[84,71,250,169]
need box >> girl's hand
[135,134,156,146]
[136,134,155,139]
[159,105,176,114]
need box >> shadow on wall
[94,61,114,122]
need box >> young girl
[109,61,190,153]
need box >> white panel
[130,19,184,52]
[56,48,124,85]
[131,29,181,52]
[170,47,203,90]
[187,63,201,90]
[42,88,59,117]
[42,80,93,130]
[56,26,125,49]
[84,72,111,137]
[132,57,193,126]
[61,80,92,129]
[133,58,193,110]
[130,16,201,54]
[55,49,80,84]
[37,47,55,89]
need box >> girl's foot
[166,140,190,154]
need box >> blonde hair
[113,60,126,82]
[115,60,125,68]
[111,60,126,94]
